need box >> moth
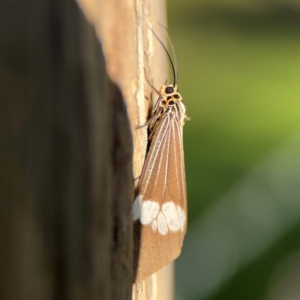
[133,26,188,282]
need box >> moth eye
[165,86,174,94]
[167,96,172,100]
[168,100,175,105]
[173,94,180,99]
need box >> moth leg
[143,67,160,96]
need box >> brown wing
[133,113,187,282]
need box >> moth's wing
[133,114,187,282]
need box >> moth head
[160,83,178,96]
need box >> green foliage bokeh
[167,1,300,299]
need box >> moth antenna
[148,25,177,86]
[157,22,178,84]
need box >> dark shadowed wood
[0,0,133,299]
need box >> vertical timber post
[76,0,175,298]
[0,0,175,299]
[78,0,175,298]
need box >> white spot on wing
[177,205,186,231]
[140,200,159,225]
[152,220,157,231]
[134,198,186,235]
[162,202,181,231]
[133,195,143,221]
[157,212,168,235]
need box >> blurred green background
[167,1,300,299]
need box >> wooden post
[0,0,174,299]
[78,0,175,298]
